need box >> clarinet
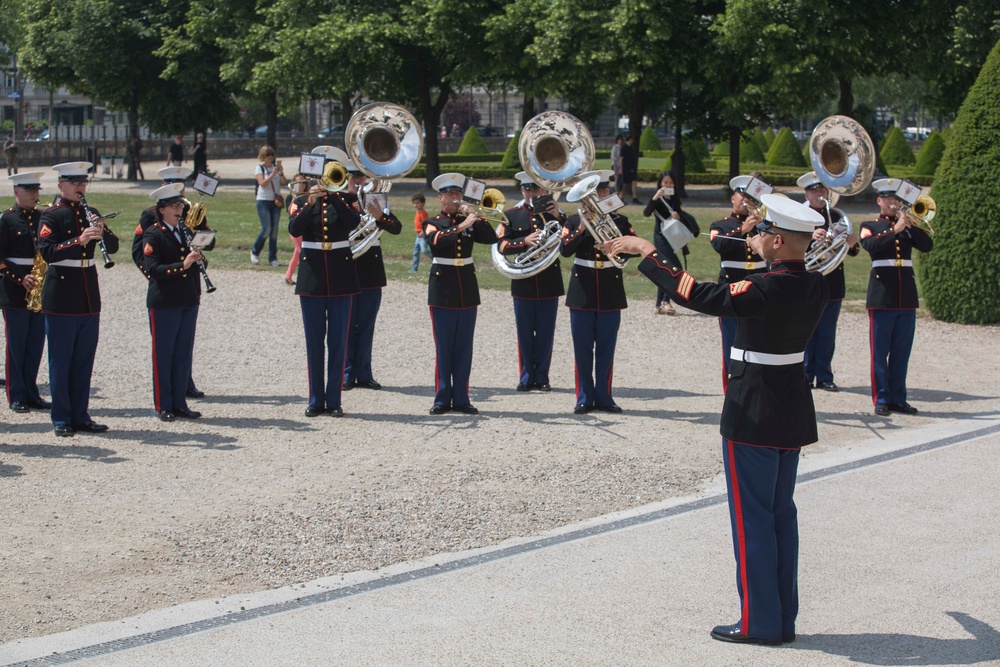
[78,195,115,269]
[179,216,217,293]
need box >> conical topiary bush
[712,140,730,158]
[640,125,662,151]
[880,125,916,166]
[740,134,766,163]
[912,130,946,176]
[764,127,776,150]
[456,126,490,155]
[767,127,807,168]
[753,128,769,156]
[501,131,521,170]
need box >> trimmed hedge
[500,131,521,169]
[639,125,662,151]
[766,128,807,168]
[457,126,490,155]
[913,130,945,175]
[740,135,766,163]
[712,140,730,158]
[752,128,769,157]
[763,127,776,150]
[880,125,916,165]
[920,38,1000,324]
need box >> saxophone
[26,252,47,312]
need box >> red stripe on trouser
[4,314,11,404]
[606,361,614,396]
[868,309,877,406]
[149,309,161,411]
[727,438,751,633]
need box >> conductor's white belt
[302,241,350,250]
[574,258,616,269]
[47,258,93,268]
[432,257,473,266]
[730,347,804,366]
[5,257,34,265]
[721,260,766,269]
[871,259,912,268]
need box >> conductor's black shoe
[536,383,551,392]
[516,382,531,392]
[75,421,109,433]
[174,407,202,419]
[710,624,782,646]
[328,406,344,417]
[304,405,325,417]
[817,380,839,392]
[874,403,891,416]
[10,401,30,413]
[157,410,176,422]
[54,424,74,437]
[429,403,449,415]
[453,403,479,415]
[889,402,918,415]
[356,379,382,390]
[186,389,205,399]
[595,403,623,414]
[573,404,593,415]
[27,399,51,410]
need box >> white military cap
[149,182,186,204]
[757,194,824,233]
[432,172,466,192]
[158,166,192,182]
[311,145,359,173]
[514,171,536,187]
[729,175,752,192]
[52,162,93,182]
[796,172,826,190]
[594,169,616,187]
[8,171,44,189]
[872,178,901,195]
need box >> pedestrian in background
[4,134,19,176]
[167,135,184,167]
[409,192,431,272]
[251,145,287,267]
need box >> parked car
[26,129,50,141]
[254,123,293,138]
[317,125,344,139]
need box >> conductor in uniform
[798,171,859,391]
[38,162,119,437]
[610,194,829,646]
[860,178,933,416]
[495,170,565,392]
[142,184,204,421]
[560,170,636,414]
[0,172,50,412]
[709,176,770,388]
[424,172,498,415]
[288,153,362,417]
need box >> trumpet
[891,194,936,234]
[78,195,115,269]
[464,188,508,226]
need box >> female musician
[643,170,686,315]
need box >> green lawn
[91,193,873,304]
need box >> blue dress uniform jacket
[496,205,565,298]
[0,206,39,308]
[132,203,214,278]
[709,214,767,283]
[424,213,498,308]
[288,192,362,296]
[38,198,120,314]
[859,214,933,309]
[141,222,202,308]
[560,212,635,310]
[812,207,858,301]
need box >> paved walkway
[4,415,999,666]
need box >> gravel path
[1,261,997,643]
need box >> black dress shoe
[328,406,344,417]
[356,379,382,390]
[874,403,891,416]
[536,383,551,392]
[10,401,30,413]
[783,633,795,643]
[595,403,623,414]
[889,402,918,415]
[573,404,593,415]
[516,382,531,392]
[186,389,205,399]
[304,405,325,417]
[75,421,109,433]
[342,379,358,391]
[429,403,449,415]
[54,424,74,437]
[817,380,839,392]
[453,403,479,415]
[27,399,51,410]
[157,410,176,422]
[710,623,782,646]
[173,407,202,419]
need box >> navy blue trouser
[804,298,842,385]
[430,306,477,407]
[569,308,620,408]
[148,306,198,412]
[719,316,736,390]
[300,295,352,410]
[344,287,382,384]
[3,307,45,405]
[513,297,558,387]
[723,438,800,642]
[45,313,99,427]
[869,308,916,407]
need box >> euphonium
[25,252,47,312]
[566,173,628,268]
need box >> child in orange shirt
[409,192,431,272]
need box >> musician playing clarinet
[38,162,119,437]
[142,184,205,422]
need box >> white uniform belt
[721,260,766,270]
[5,257,34,265]
[48,258,93,268]
[730,347,804,366]
[871,259,913,268]
[301,240,350,250]
[432,257,473,266]
[574,258,616,269]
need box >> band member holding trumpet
[710,175,769,387]
[425,172,498,415]
[288,151,362,418]
[608,195,829,647]
[1,172,49,413]
[561,170,636,414]
[142,183,205,422]
[861,178,933,416]
[798,171,859,392]
[496,171,565,392]
[38,162,119,437]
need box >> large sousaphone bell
[345,102,423,257]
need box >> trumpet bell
[566,173,601,204]
[481,188,505,212]
[808,115,876,196]
[345,102,423,180]
[518,111,595,191]
[321,160,349,192]
[912,194,936,223]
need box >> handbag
[273,194,284,209]
[658,212,695,253]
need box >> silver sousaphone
[345,102,424,257]
[804,115,875,275]
[491,111,595,279]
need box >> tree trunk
[838,77,854,117]
[126,92,143,182]
[339,92,354,128]
[673,124,686,198]
[520,90,536,127]
[728,125,740,181]
[266,90,278,151]
[629,86,647,144]
[413,46,451,186]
